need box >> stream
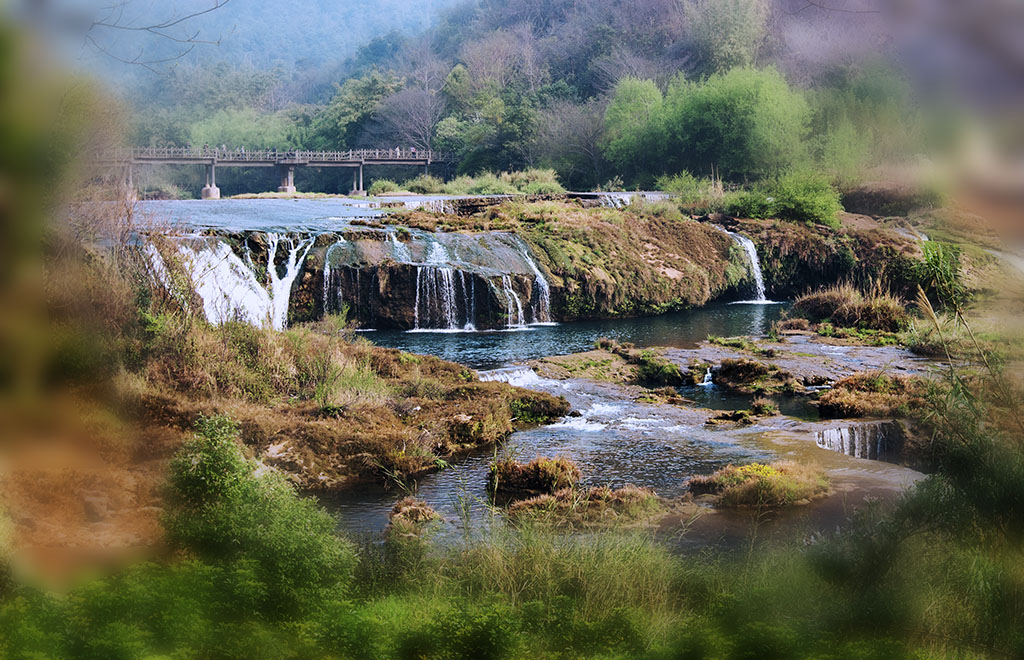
[141,199,925,540]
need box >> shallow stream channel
[331,303,927,544]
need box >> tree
[308,71,403,150]
[379,87,446,151]
[531,100,608,188]
[602,77,665,181]
[663,67,809,181]
[682,0,768,75]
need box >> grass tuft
[687,461,829,507]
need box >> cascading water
[501,275,526,328]
[518,241,553,325]
[412,238,476,331]
[698,367,714,387]
[413,266,476,331]
[389,232,412,263]
[727,231,768,302]
[267,233,316,331]
[815,422,903,462]
[323,239,347,314]
[171,239,272,327]
[598,192,633,209]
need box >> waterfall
[598,192,633,208]
[267,233,316,331]
[459,270,476,331]
[698,367,714,387]
[176,239,272,327]
[518,242,553,324]
[815,422,903,462]
[322,239,346,314]
[414,266,469,330]
[728,232,767,302]
[389,232,412,262]
[501,275,526,328]
[426,240,449,264]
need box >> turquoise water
[368,302,786,369]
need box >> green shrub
[769,170,843,228]
[464,172,518,195]
[723,188,777,219]
[656,172,722,207]
[368,179,402,195]
[723,171,842,227]
[501,169,565,194]
[405,174,445,194]
[164,415,357,617]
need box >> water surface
[369,302,787,369]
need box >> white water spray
[267,233,316,331]
[518,243,553,324]
[501,275,526,328]
[727,231,768,302]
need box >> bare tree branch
[31,0,233,71]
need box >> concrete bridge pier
[278,165,297,194]
[201,163,220,200]
[350,165,365,196]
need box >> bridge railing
[93,147,443,163]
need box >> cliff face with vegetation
[388,200,753,321]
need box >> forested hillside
[122,0,942,193]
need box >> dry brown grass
[714,358,801,394]
[388,497,440,533]
[506,485,661,526]
[792,282,910,332]
[687,461,829,507]
[487,456,582,499]
[817,371,928,419]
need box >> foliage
[662,67,810,181]
[602,78,665,183]
[404,173,445,194]
[164,416,357,617]
[368,178,402,195]
[917,241,967,311]
[682,0,769,74]
[792,282,910,332]
[688,461,829,506]
[767,170,843,227]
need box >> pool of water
[136,198,384,233]
[323,368,774,539]
[368,302,787,370]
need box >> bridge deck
[95,147,444,166]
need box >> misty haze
[1,1,1023,658]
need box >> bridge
[95,146,448,198]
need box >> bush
[487,456,581,498]
[656,172,723,208]
[164,415,357,617]
[404,174,445,194]
[501,169,566,195]
[723,171,842,227]
[723,189,777,219]
[769,170,843,227]
[662,67,810,181]
[687,461,829,507]
[792,283,909,332]
[368,179,402,195]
